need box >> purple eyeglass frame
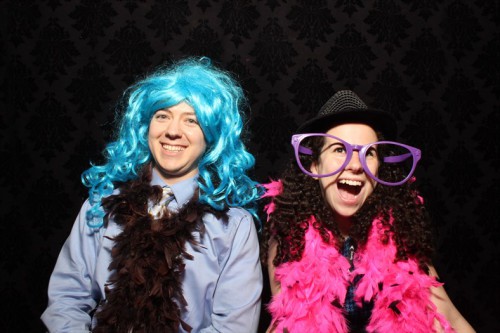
[291,133,422,186]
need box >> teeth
[339,179,362,186]
[162,144,185,151]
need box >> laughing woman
[261,90,475,333]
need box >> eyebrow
[159,108,197,116]
[321,141,343,154]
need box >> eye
[321,142,347,157]
[330,143,346,155]
[185,117,199,125]
[333,146,345,154]
[366,146,378,158]
[154,110,169,120]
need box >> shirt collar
[151,168,198,206]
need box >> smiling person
[41,57,263,333]
[261,90,475,333]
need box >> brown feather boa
[93,166,227,333]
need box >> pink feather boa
[264,180,455,333]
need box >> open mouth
[338,179,362,200]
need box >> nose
[345,151,363,173]
[164,119,182,138]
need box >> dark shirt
[341,237,374,333]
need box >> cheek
[148,123,162,137]
[312,158,334,175]
[364,159,380,176]
[147,130,157,150]
[366,181,376,195]
[147,125,162,151]
[317,174,340,195]
[187,128,206,146]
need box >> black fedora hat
[297,90,398,140]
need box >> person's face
[310,123,379,219]
[148,101,206,185]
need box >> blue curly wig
[82,57,262,228]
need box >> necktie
[149,186,174,219]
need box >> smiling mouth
[338,179,362,198]
[162,144,185,152]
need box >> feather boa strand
[269,216,351,333]
[92,174,223,333]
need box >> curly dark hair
[261,136,435,273]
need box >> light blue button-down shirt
[41,172,263,332]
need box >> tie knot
[162,186,173,197]
[159,186,174,205]
[150,186,174,219]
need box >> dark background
[1,0,498,332]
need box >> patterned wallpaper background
[1,0,498,332]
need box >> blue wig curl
[82,57,262,228]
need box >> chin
[334,205,362,218]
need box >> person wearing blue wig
[41,57,263,332]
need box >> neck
[335,214,353,238]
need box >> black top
[341,237,374,333]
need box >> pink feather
[268,213,456,332]
[260,179,283,198]
[269,217,350,332]
[260,180,283,220]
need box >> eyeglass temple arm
[298,145,313,155]
[383,153,413,163]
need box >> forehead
[325,123,379,143]
[162,101,196,115]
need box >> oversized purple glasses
[291,133,422,186]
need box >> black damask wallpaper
[1,0,498,332]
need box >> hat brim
[296,108,398,140]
